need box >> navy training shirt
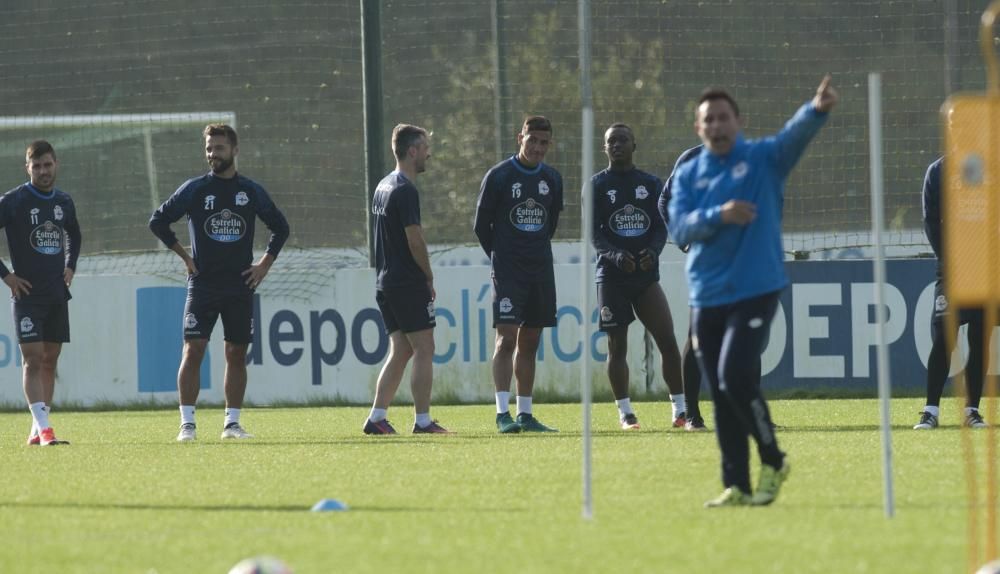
[0,183,82,304]
[474,156,563,282]
[372,170,427,290]
[591,167,666,284]
[149,172,290,295]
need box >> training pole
[578,0,594,521]
[868,72,895,519]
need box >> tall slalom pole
[578,0,594,521]
[868,72,895,519]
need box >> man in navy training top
[150,124,290,442]
[669,76,837,507]
[362,123,451,435]
[475,116,564,433]
[0,140,81,446]
[913,156,988,430]
[591,123,685,430]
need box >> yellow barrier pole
[980,2,1000,565]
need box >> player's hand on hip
[638,249,654,271]
[812,75,838,113]
[619,252,637,273]
[242,264,269,289]
[720,200,757,225]
[63,267,74,288]
[184,259,198,277]
[3,273,32,299]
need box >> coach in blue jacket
[668,76,837,507]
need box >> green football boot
[515,412,558,433]
[751,459,791,506]
[496,411,521,434]
[704,487,751,508]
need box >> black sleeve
[646,175,667,256]
[396,183,421,228]
[591,175,627,268]
[63,197,82,271]
[662,146,702,253]
[0,194,10,278]
[149,184,193,248]
[473,171,497,257]
[254,186,290,258]
[922,159,942,260]
[549,172,563,238]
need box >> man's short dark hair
[698,88,740,117]
[606,122,633,135]
[391,124,428,161]
[522,115,553,134]
[26,140,56,161]
[203,124,239,147]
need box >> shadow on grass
[0,501,520,513]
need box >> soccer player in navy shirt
[362,124,451,435]
[0,140,81,446]
[591,123,685,430]
[149,124,290,442]
[913,156,988,430]
[669,76,837,506]
[475,116,563,433]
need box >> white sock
[616,397,634,419]
[671,394,687,419]
[224,408,241,427]
[924,405,940,417]
[180,405,196,426]
[516,395,532,415]
[495,391,511,414]
[29,402,50,430]
[30,405,49,436]
[369,407,388,422]
[415,412,432,428]
[965,407,979,416]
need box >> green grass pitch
[0,398,983,573]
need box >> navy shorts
[376,284,436,334]
[183,289,253,344]
[12,301,70,344]
[596,280,656,332]
[493,277,557,328]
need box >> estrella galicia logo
[609,204,650,237]
[204,209,247,242]
[509,198,547,232]
[30,220,63,255]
